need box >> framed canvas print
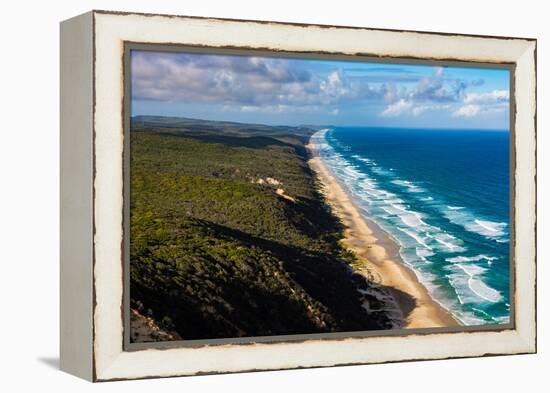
[60,10,537,382]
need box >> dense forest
[129,116,393,342]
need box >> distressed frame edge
[90,11,537,381]
[59,11,95,381]
[91,8,537,42]
[513,40,537,353]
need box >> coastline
[306,132,459,329]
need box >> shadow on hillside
[130,216,419,342]
[197,219,417,330]
[149,129,294,150]
[183,133,292,149]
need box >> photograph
[1,0,543,387]
[127,48,512,343]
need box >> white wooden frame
[60,10,537,382]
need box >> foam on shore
[308,128,509,326]
[307,130,459,329]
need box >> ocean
[313,127,511,326]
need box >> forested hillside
[129,116,392,341]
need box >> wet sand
[307,139,459,329]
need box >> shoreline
[306,133,459,329]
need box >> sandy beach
[307,137,459,329]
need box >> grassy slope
[130,116,392,340]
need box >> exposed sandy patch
[130,308,182,343]
[276,188,296,202]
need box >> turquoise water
[313,127,510,326]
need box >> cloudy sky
[131,50,510,130]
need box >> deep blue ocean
[313,127,510,326]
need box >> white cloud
[452,104,481,117]
[463,90,509,105]
[381,99,413,117]
[412,104,451,117]
[132,51,507,122]
[132,52,387,113]
[378,66,489,118]
[383,83,399,104]
[239,104,323,114]
[453,90,510,118]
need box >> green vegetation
[130,116,392,341]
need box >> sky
[131,50,510,130]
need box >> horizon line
[131,114,510,132]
